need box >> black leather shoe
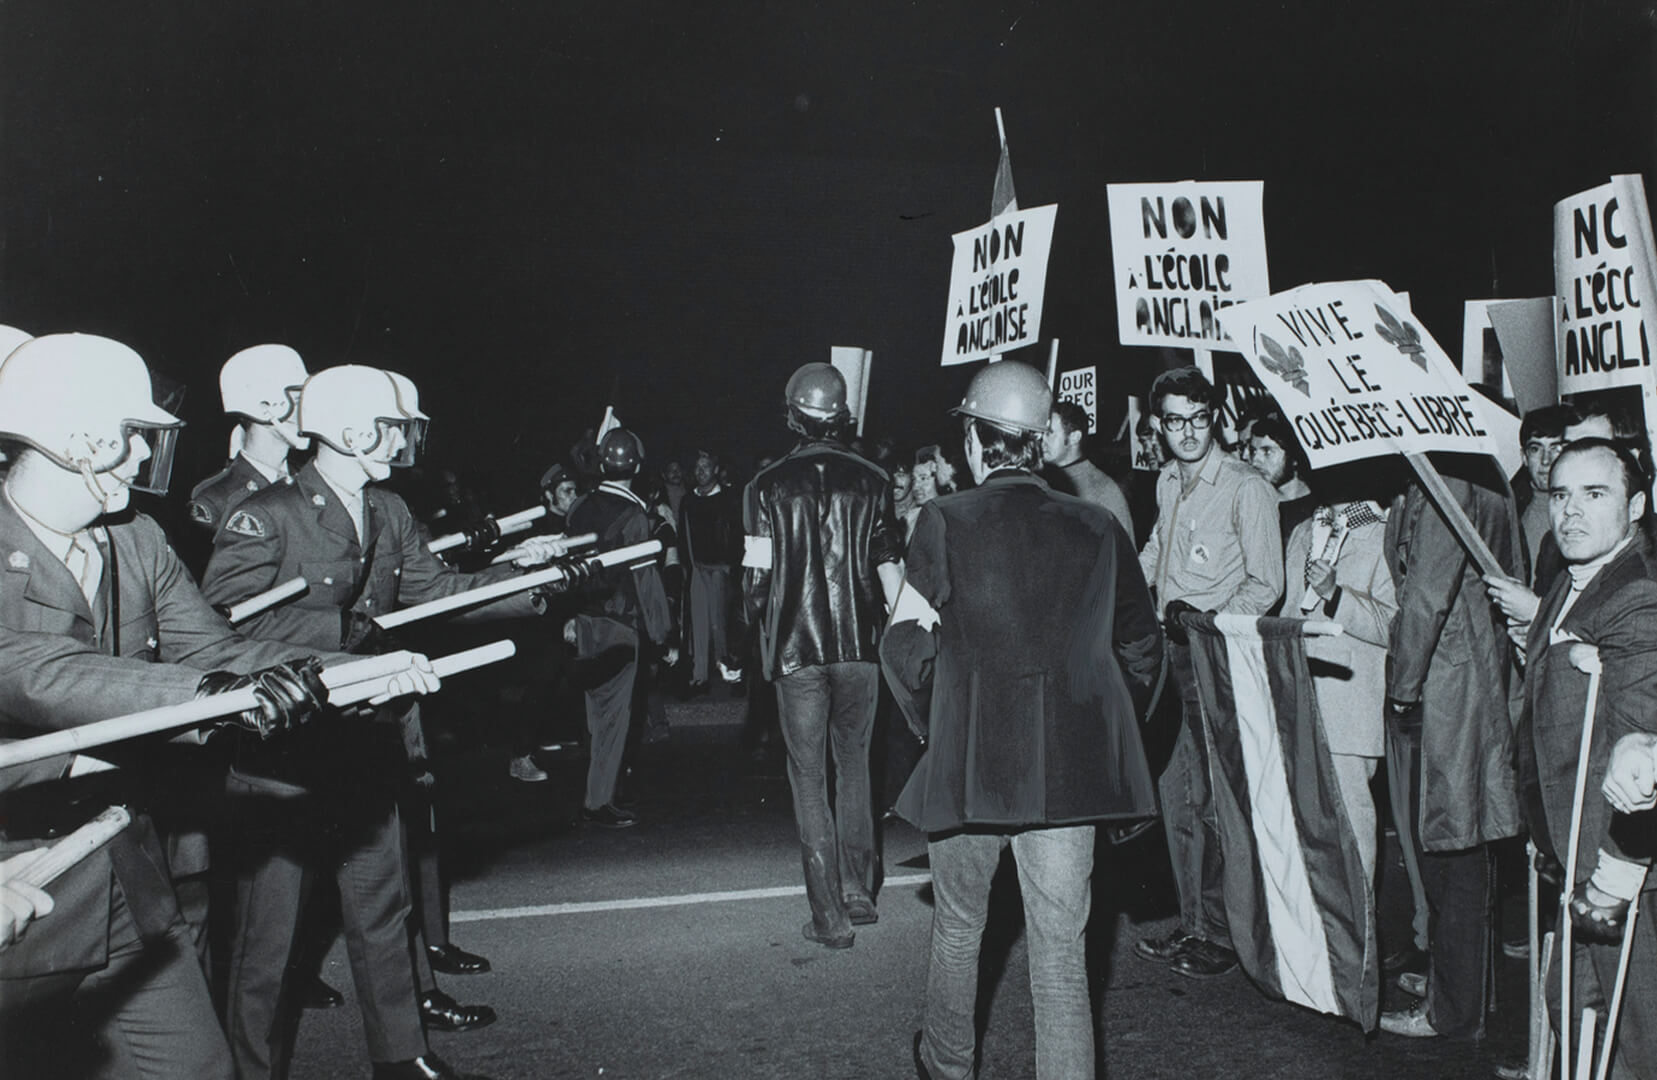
[1170,940,1239,978]
[845,896,879,926]
[420,989,497,1033]
[579,804,638,829]
[300,975,344,1009]
[801,921,854,949]
[1134,928,1199,963]
[427,943,491,975]
[912,1030,934,1080]
[370,1052,491,1079]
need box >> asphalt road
[284,694,1533,1080]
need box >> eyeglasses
[1159,411,1213,434]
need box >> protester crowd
[0,326,1653,1080]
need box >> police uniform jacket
[0,496,321,985]
[882,470,1164,834]
[198,460,539,786]
[566,482,671,644]
[188,453,277,534]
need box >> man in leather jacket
[741,363,902,948]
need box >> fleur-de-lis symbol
[1257,333,1310,396]
[1374,305,1428,371]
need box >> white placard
[940,204,1058,366]
[1106,180,1270,348]
[1225,280,1499,468]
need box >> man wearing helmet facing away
[200,365,563,1080]
[0,334,435,1078]
[741,363,903,948]
[564,427,672,829]
[884,362,1163,1080]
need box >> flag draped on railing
[1183,612,1379,1029]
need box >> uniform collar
[599,480,648,511]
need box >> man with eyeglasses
[1133,366,1284,979]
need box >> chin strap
[76,458,126,514]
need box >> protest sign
[1225,280,1500,469]
[829,346,873,436]
[940,204,1058,366]
[1105,181,1270,349]
[1554,181,1653,394]
[1056,366,1097,432]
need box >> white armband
[890,581,940,632]
[743,535,773,570]
[1590,849,1650,902]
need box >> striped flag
[1185,612,1379,1029]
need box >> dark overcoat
[1385,465,1522,851]
[883,471,1163,834]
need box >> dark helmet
[784,363,849,422]
[950,361,1051,434]
[599,428,645,478]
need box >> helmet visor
[122,420,182,495]
[377,417,425,468]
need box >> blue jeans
[921,826,1095,1080]
[775,662,879,935]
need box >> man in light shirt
[1133,366,1283,979]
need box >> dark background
[3,0,1655,504]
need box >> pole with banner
[1046,339,1060,387]
[939,111,1059,368]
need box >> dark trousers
[1547,897,1657,1079]
[576,615,638,810]
[775,661,879,936]
[0,882,232,1079]
[225,773,426,1078]
[1389,717,1493,1038]
[1157,643,1231,947]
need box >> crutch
[1592,884,1646,1080]
[1526,840,1548,1078]
[1559,645,1604,1079]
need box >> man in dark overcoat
[883,362,1163,1080]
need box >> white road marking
[451,872,932,924]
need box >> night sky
[3,1,1654,506]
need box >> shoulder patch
[189,501,215,525]
[224,510,267,538]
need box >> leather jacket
[741,439,901,679]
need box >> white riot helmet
[297,365,422,468]
[220,344,311,452]
[0,325,32,362]
[383,369,430,462]
[0,333,183,495]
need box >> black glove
[198,657,329,739]
[1569,880,1632,943]
[1162,599,1203,646]
[530,556,595,609]
[462,516,502,552]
